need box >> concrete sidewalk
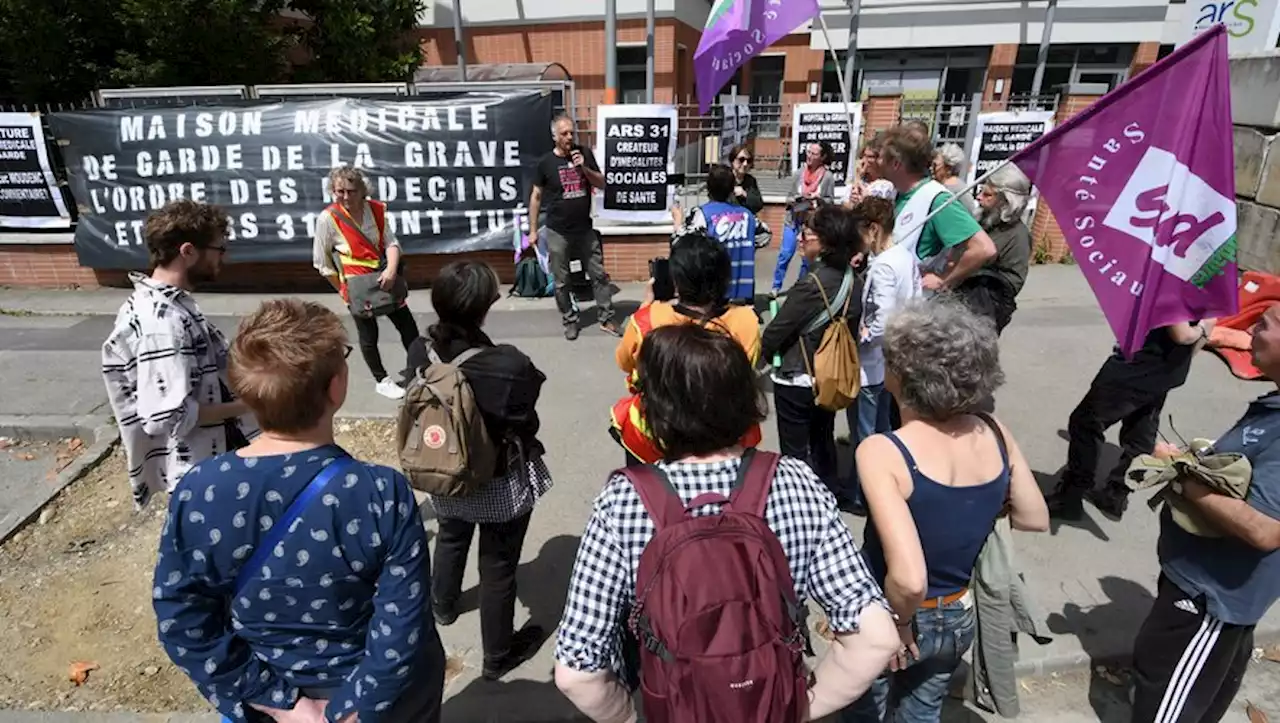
[0,260,1277,721]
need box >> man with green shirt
[879,125,996,293]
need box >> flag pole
[816,11,858,179]
[896,157,1017,239]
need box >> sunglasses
[734,155,753,165]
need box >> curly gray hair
[935,143,967,176]
[980,165,1033,227]
[327,165,368,196]
[883,298,1005,421]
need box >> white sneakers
[375,378,406,400]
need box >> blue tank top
[862,418,1011,598]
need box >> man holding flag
[1002,24,1239,521]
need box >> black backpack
[510,256,552,298]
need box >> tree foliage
[109,0,293,88]
[0,0,127,104]
[287,0,425,84]
[0,0,425,104]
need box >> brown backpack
[800,271,861,411]
[396,347,499,496]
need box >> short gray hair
[935,143,966,175]
[551,113,574,134]
[981,165,1033,225]
[883,298,1005,421]
[327,165,367,196]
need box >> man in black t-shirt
[529,114,618,341]
[1047,320,1217,521]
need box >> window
[750,56,785,137]
[1009,43,1132,96]
[617,46,648,104]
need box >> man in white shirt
[101,200,258,508]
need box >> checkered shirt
[554,455,888,675]
[426,451,553,524]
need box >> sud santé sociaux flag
[1012,24,1239,358]
[694,0,821,113]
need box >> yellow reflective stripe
[338,256,380,268]
[628,403,652,437]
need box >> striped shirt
[101,272,259,508]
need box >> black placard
[974,121,1049,179]
[793,110,852,187]
[601,115,672,214]
[49,92,553,269]
[0,113,71,229]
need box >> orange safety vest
[327,200,387,302]
[609,305,762,464]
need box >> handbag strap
[232,455,355,597]
[801,268,854,336]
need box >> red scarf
[801,164,826,197]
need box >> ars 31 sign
[1182,0,1280,53]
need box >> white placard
[0,112,71,229]
[967,111,1054,185]
[790,102,863,188]
[720,103,752,160]
[594,104,678,223]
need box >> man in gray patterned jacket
[101,200,258,508]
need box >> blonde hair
[230,299,349,433]
[327,165,368,196]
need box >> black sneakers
[564,324,580,341]
[1087,485,1130,520]
[482,624,547,681]
[1046,485,1084,521]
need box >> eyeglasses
[343,344,353,358]
[734,156,753,166]
[206,245,228,255]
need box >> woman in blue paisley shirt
[153,299,444,723]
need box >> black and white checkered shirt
[426,452,553,525]
[554,455,888,675]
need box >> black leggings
[352,305,419,381]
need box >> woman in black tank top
[843,298,1049,723]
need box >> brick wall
[0,237,673,289]
[1029,91,1105,261]
[1130,42,1160,78]
[984,43,1019,109]
[418,18,685,109]
[863,94,901,140]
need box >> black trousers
[774,384,839,495]
[1132,575,1254,723]
[546,227,614,325]
[351,304,419,382]
[1062,356,1170,493]
[432,511,534,664]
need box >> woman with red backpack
[556,323,899,723]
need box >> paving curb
[1011,626,1280,677]
[0,418,118,544]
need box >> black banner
[0,112,71,229]
[600,114,673,215]
[793,109,852,187]
[49,91,553,269]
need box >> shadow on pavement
[452,534,581,638]
[441,674,590,721]
[1045,575,1153,722]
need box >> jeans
[843,384,893,506]
[432,511,533,665]
[546,227,615,326]
[352,304,420,382]
[771,222,811,292]
[842,597,977,723]
[774,383,840,498]
[1061,357,1170,494]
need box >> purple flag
[694,0,820,113]
[1011,24,1238,358]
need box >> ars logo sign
[1102,146,1236,285]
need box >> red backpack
[620,449,810,723]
